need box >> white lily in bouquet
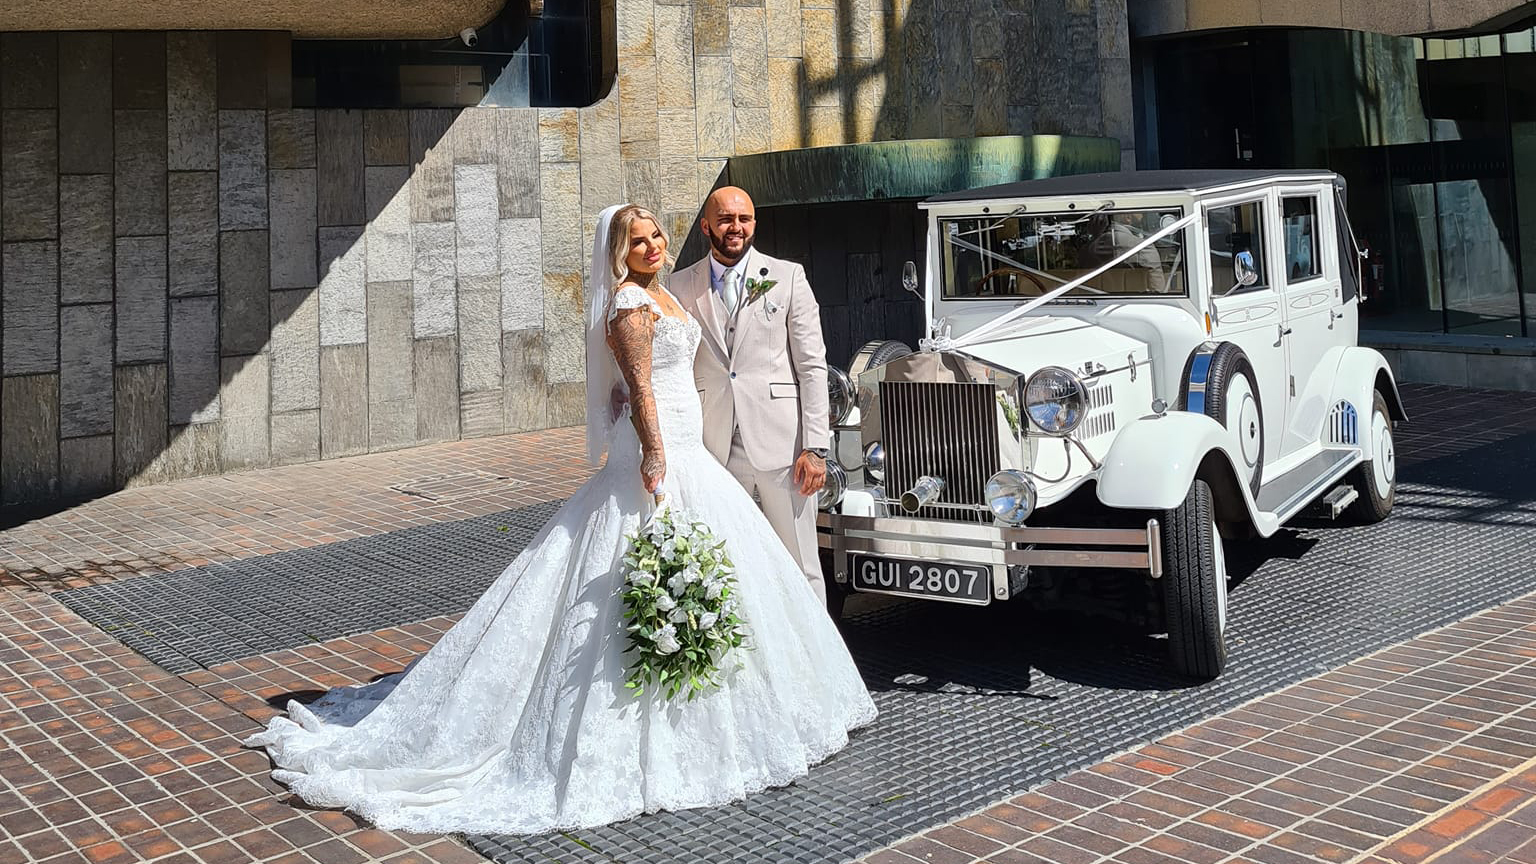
[620,500,748,701]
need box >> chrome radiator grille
[881,381,1000,522]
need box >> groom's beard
[705,226,753,265]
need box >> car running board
[1254,449,1360,522]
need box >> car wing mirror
[901,260,921,298]
[1233,250,1259,287]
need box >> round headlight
[863,440,885,482]
[1024,366,1087,434]
[985,470,1037,526]
[828,367,854,425]
[818,461,848,511]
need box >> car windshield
[939,207,1188,299]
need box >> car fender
[1096,412,1250,512]
[1321,346,1406,462]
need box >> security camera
[460,27,479,47]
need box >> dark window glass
[1207,201,1268,295]
[1281,196,1321,282]
[1503,30,1536,337]
[1141,26,1534,336]
[293,0,606,109]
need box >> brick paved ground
[0,429,591,864]
[4,384,1536,864]
[861,594,1536,864]
[0,427,590,592]
[0,590,483,864]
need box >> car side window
[1207,201,1268,296]
[1281,196,1322,283]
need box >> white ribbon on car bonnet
[920,210,1201,352]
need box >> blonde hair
[607,205,673,282]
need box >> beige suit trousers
[726,431,825,607]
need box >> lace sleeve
[606,291,665,491]
[608,286,659,323]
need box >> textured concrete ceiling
[1132,0,1536,38]
[0,0,506,39]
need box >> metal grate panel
[1328,400,1359,446]
[43,385,1536,864]
[1082,382,1116,438]
[881,381,999,522]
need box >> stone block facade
[0,1,1132,505]
[1131,0,1531,37]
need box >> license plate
[849,554,992,604]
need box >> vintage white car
[816,169,1406,680]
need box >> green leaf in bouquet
[620,507,748,704]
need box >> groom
[672,187,833,607]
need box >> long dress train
[244,284,876,834]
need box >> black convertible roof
[923,169,1337,204]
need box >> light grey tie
[721,268,742,316]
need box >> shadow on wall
[675,0,1127,367]
[114,102,570,504]
[0,31,588,517]
[760,201,928,367]
[1,0,1131,513]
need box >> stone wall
[0,0,1133,505]
[1130,0,1534,37]
[0,0,502,39]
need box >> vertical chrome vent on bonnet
[1081,382,1116,438]
[880,381,999,522]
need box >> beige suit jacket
[671,247,831,473]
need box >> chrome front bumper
[817,511,1163,603]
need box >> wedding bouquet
[620,503,748,701]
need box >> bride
[244,203,877,835]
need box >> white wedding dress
[244,283,877,835]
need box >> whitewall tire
[1347,391,1396,524]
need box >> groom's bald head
[702,186,756,265]
[704,186,754,220]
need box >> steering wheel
[974,267,1048,296]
